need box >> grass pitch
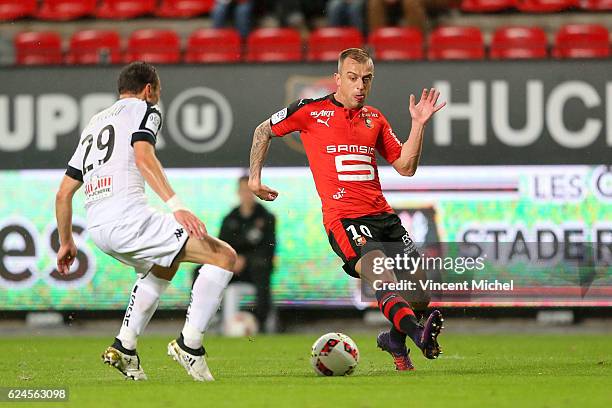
[0,333,610,408]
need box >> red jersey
[270,94,403,231]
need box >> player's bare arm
[392,88,446,177]
[55,175,82,275]
[248,120,279,201]
[133,141,207,239]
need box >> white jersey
[66,97,162,228]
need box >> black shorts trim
[140,236,189,279]
[328,213,421,279]
[171,237,190,267]
[328,231,361,278]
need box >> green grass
[0,333,610,408]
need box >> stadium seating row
[461,0,612,12]
[0,0,214,20]
[1,0,612,21]
[13,25,611,65]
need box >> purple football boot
[376,331,415,371]
[417,310,444,359]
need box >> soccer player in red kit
[248,48,446,371]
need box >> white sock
[182,264,233,349]
[117,272,170,350]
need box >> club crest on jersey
[84,175,113,204]
[354,235,367,247]
[365,118,373,128]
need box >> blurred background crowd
[210,0,457,36]
[1,0,611,65]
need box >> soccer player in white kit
[55,62,237,381]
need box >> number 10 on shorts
[346,224,373,240]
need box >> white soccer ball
[310,332,359,376]
[224,311,259,337]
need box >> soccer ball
[310,332,359,376]
[224,311,259,337]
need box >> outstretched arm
[392,88,446,177]
[248,120,279,201]
[55,175,82,275]
[133,141,207,239]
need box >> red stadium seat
[461,0,517,12]
[185,28,241,63]
[0,0,37,21]
[490,26,548,59]
[553,24,610,59]
[427,26,484,60]
[369,27,423,60]
[156,0,214,17]
[516,0,578,12]
[125,29,181,64]
[96,0,156,19]
[15,31,63,65]
[307,27,363,61]
[67,30,122,65]
[36,0,96,21]
[246,28,302,62]
[580,0,612,9]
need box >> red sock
[376,290,420,343]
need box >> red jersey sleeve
[269,99,309,137]
[376,114,403,164]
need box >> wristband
[166,195,188,212]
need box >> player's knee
[151,265,178,281]
[369,249,387,259]
[214,243,237,271]
[225,245,238,270]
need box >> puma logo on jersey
[317,118,331,127]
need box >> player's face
[335,58,374,109]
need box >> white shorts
[88,207,189,276]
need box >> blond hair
[337,48,373,73]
